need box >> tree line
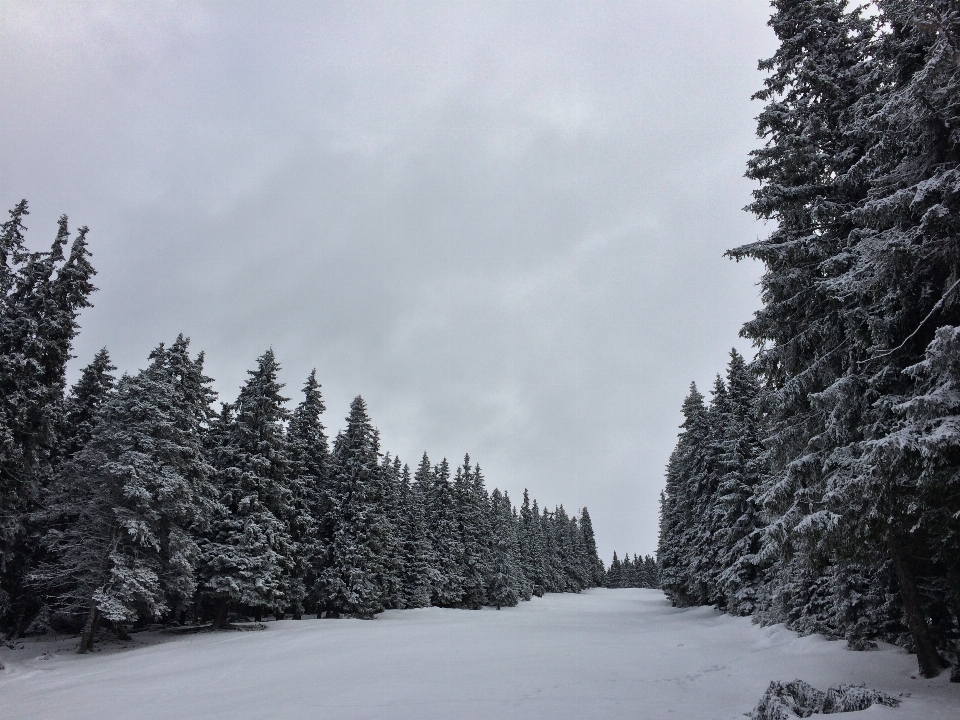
[0,201,605,650]
[604,551,659,590]
[659,1,960,680]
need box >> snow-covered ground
[0,589,956,719]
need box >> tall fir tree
[58,348,116,462]
[316,397,387,618]
[398,462,435,608]
[198,350,292,626]
[0,205,96,637]
[286,369,328,617]
[456,455,490,609]
[423,456,465,607]
[486,489,521,609]
[35,338,215,651]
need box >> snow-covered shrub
[749,679,899,719]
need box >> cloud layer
[0,1,776,559]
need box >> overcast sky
[1,1,776,560]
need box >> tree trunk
[113,621,131,641]
[211,598,228,630]
[275,611,285,621]
[888,531,946,678]
[78,606,101,654]
[254,607,262,623]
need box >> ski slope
[1,589,956,719]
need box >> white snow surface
[1,589,957,719]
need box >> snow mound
[750,679,901,719]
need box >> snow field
[0,588,957,720]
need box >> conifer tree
[579,507,604,587]
[0,205,97,635]
[658,383,709,606]
[36,339,215,651]
[59,348,116,461]
[316,397,386,618]
[199,350,292,626]
[423,456,464,607]
[712,350,765,615]
[286,370,328,618]
[486,489,520,609]
[456,456,490,609]
[525,497,548,596]
[398,462,434,608]
[376,452,404,609]
[607,552,622,588]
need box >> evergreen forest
[658,1,960,680]
[0,203,605,650]
[604,551,660,589]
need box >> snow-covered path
[0,589,956,719]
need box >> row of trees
[605,552,659,590]
[659,0,960,679]
[0,202,604,649]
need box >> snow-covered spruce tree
[569,511,595,590]
[1,205,97,638]
[456,456,491,609]
[712,350,765,615]
[606,552,622,588]
[578,507,605,587]
[36,338,215,651]
[508,491,533,600]
[814,0,960,675]
[422,456,465,607]
[643,555,660,589]
[523,496,549,595]
[658,383,710,606]
[518,490,537,592]
[198,350,292,626]
[376,453,404,609]
[684,376,729,606]
[398,462,435,608]
[58,348,116,462]
[286,369,328,618]
[542,508,568,593]
[316,396,388,618]
[486,489,521,609]
[870,326,960,666]
[718,0,960,676]
[726,0,881,636]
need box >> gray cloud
[1,0,776,559]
